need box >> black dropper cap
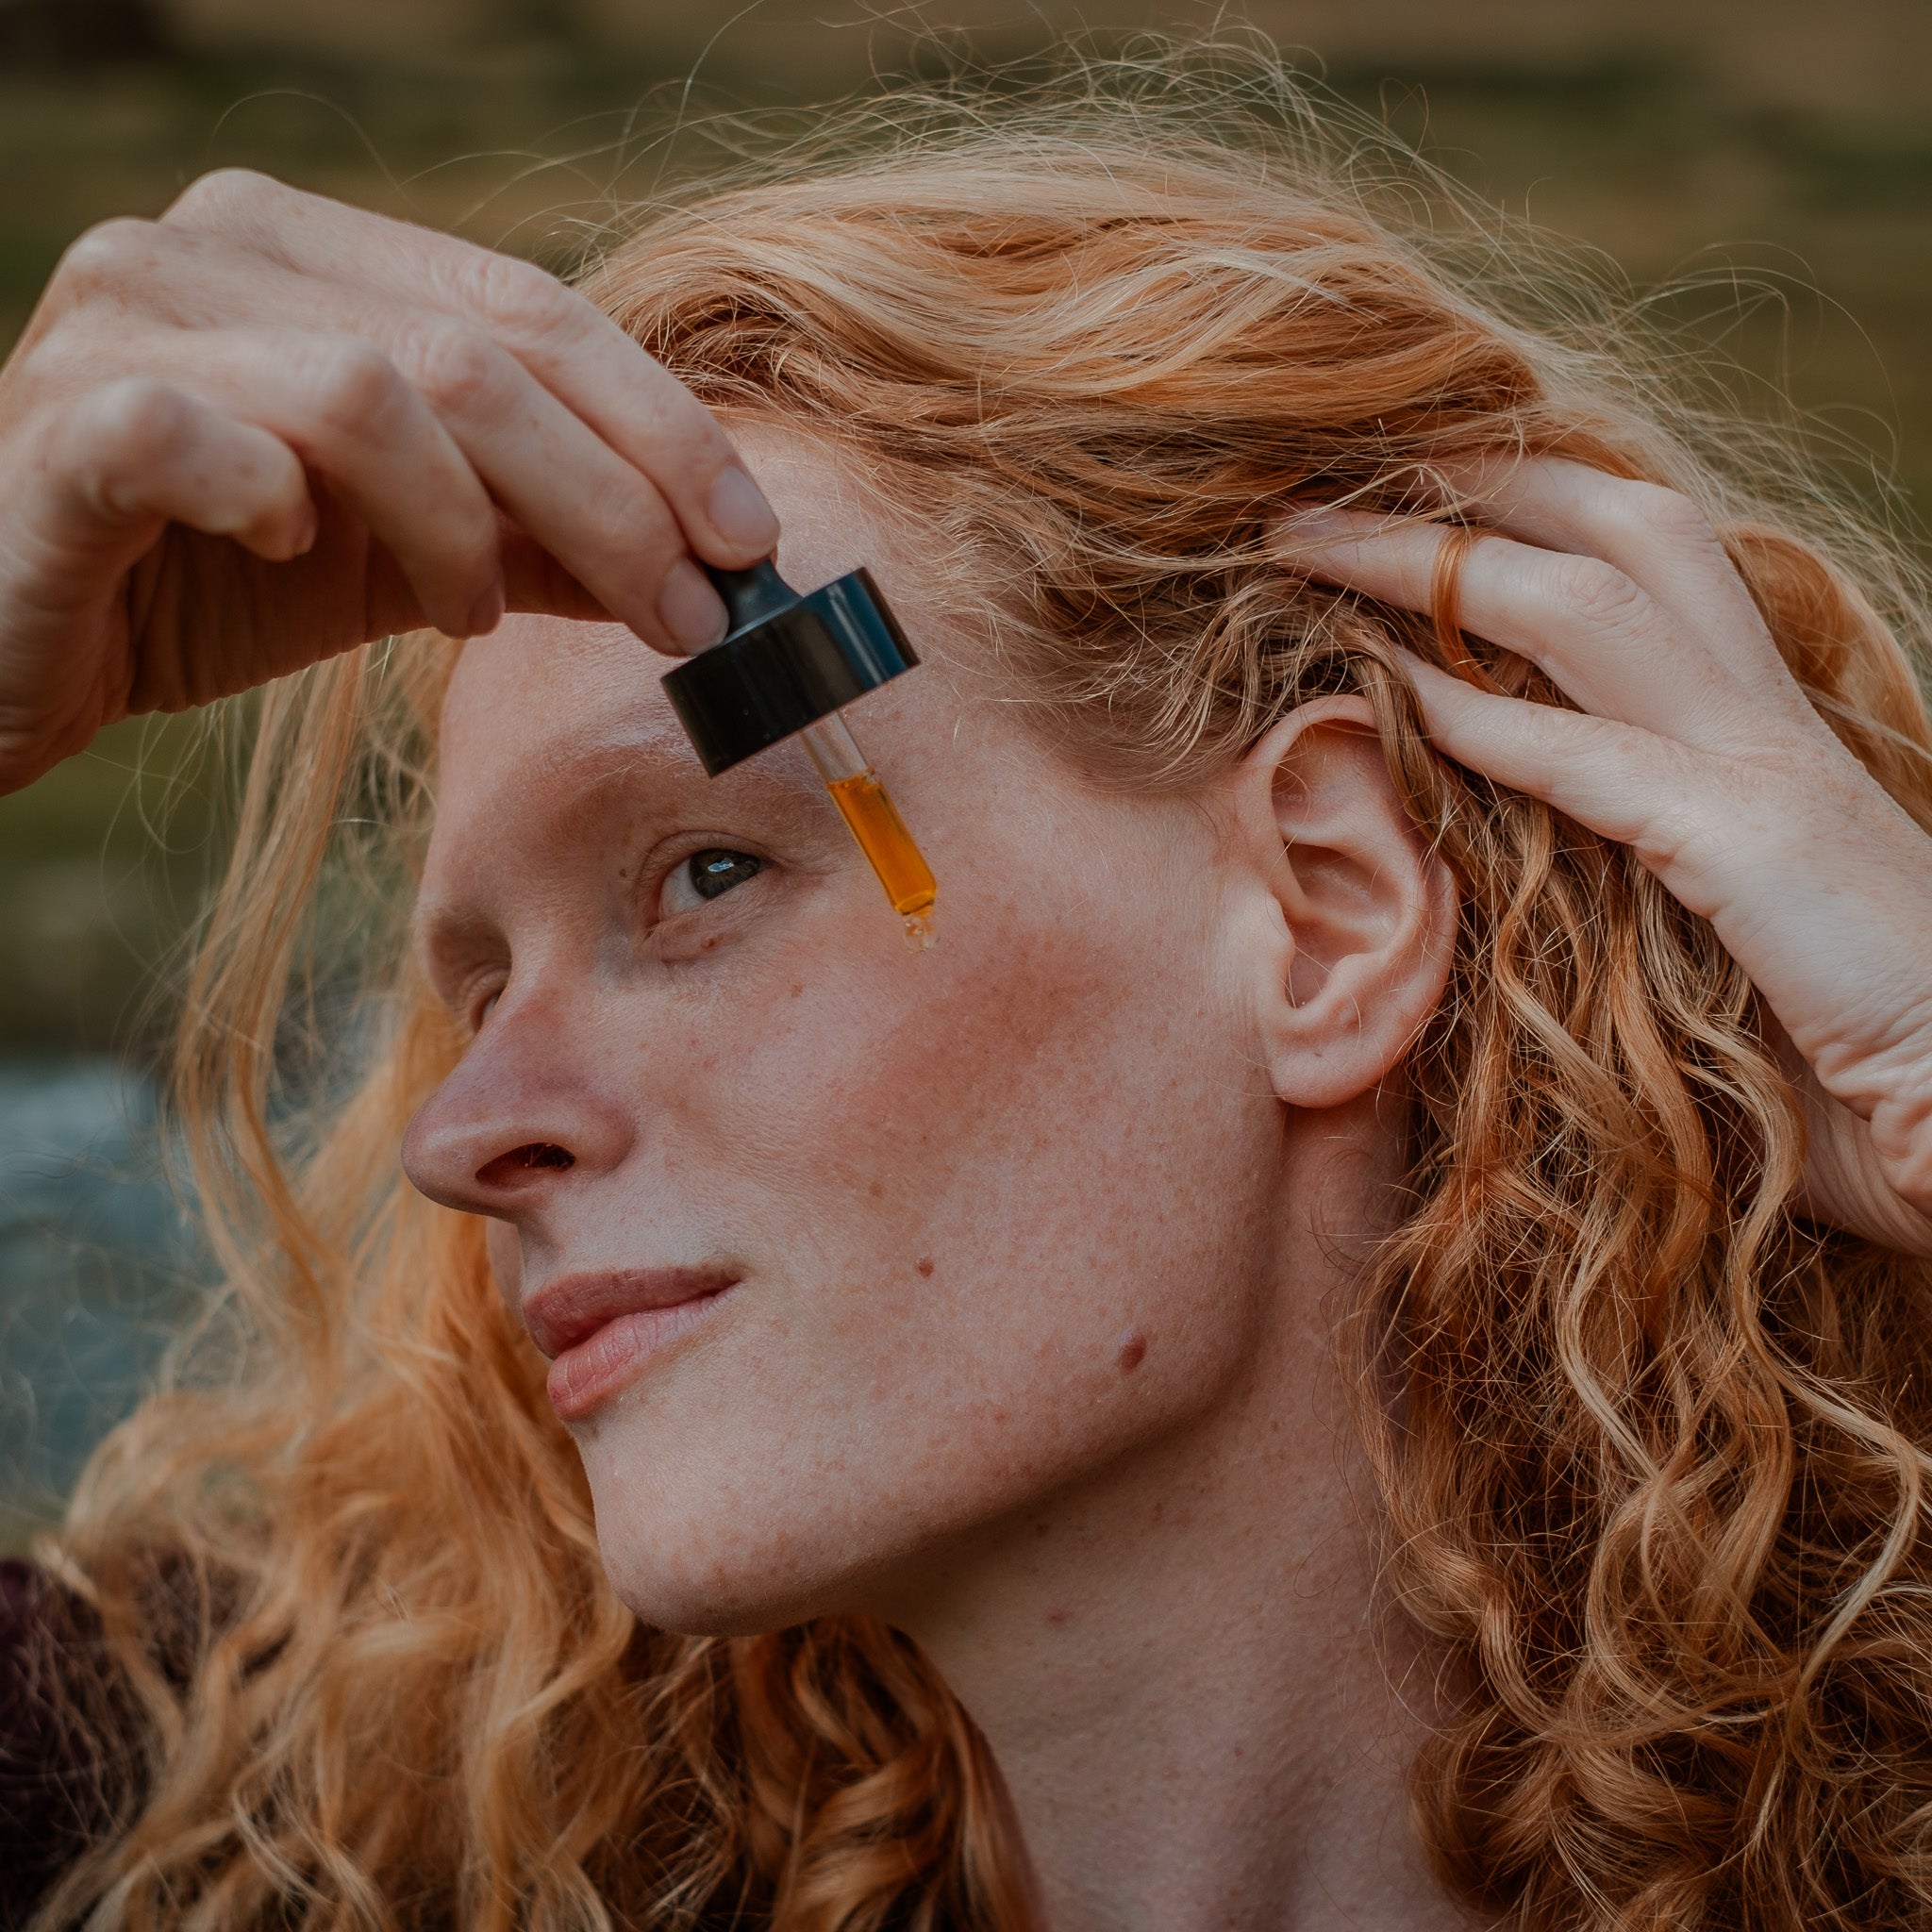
[660,558,919,776]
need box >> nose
[401,991,635,1220]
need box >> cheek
[724,852,1266,1334]
[582,801,1281,1627]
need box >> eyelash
[457,845,768,1029]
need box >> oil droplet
[902,909,938,953]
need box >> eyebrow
[412,719,829,976]
[451,708,823,838]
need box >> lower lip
[545,1288,735,1420]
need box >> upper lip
[521,1266,740,1358]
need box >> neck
[879,1122,1474,1932]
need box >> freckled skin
[401,425,1470,1932]
[405,427,1285,1635]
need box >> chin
[579,1451,881,1638]
[594,1531,893,1639]
[604,1567,806,1640]
[565,1277,1249,1638]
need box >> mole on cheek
[916,1256,936,1278]
[1116,1331,1148,1374]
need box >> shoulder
[0,1557,128,1929]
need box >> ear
[1226,695,1456,1110]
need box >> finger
[23,379,313,570]
[1439,457,1793,688]
[43,225,730,650]
[158,172,781,569]
[1399,650,1694,858]
[0,384,314,785]
[380,317,727,651]
[1275,507,1750,746]
[493,525,610,625]
[124,327,508,638]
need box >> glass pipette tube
[800,711,938,951]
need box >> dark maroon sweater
[0,1562,885,1930]
[0,1558,128,1930]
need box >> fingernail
[657,558,728,649]
[289,498,318,557]
[465,578,505,638]
[706,465,780,554]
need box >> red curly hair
[37,42,1932,1932]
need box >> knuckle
[1547,554,1649,633]
[1614,478,1715,548]
[309,339,408,433]
[8,330,83,401]
[459,250,575,337]
[77,377,193,472]
[407,322,513,417]
[162,167,280,228]
[50,218,160,306]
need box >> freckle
[870,1180,885,1199]
[1034,1520,1050,1540]
[916,1256,935,1278]
[1045,1607,1071,1626]
[1117,1332,1148,1374]
[790,982,805,998]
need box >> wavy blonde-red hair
[36,43,1932,1932]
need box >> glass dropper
[798,711,937,950]
[659,558,938,950]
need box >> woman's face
[402,431,1295,1634]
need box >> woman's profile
[2,44,1931,1932]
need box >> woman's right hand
[0,169,779,795]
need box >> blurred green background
[2,0,1929,1535]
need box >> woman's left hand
[1274,458,1932,1257]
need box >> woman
[4,51,1932,1932]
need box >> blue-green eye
[686,849,763,901]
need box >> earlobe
[1230,695,1456,1110]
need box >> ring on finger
[1430,525,1506,694]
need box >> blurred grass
[0,718,220,1054]
[0,13,1928,1052]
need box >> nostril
[476,1142,576,1189]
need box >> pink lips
[523,1267,738,1419]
